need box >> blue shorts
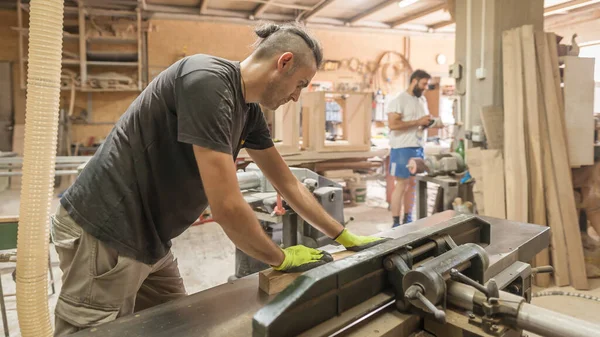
[390,147,424,178]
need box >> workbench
[0,156,92,177]
[238,147,389,170]
[70,211,549,337]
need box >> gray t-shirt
[60,54,274,264]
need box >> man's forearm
[389,119,419,131]
[279,180,344,239]
[215,200,285,266]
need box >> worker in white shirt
[385,70,431,227]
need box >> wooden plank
[563,56,595,167]
[301,107,311,150]
[258,250,355,295]
[502,28,528,223]
[520,25,549,287]
[78,2,87,88]
[481,150,506,219]
[546,33,565,116]
[344,93,372,152]
[300,92,325,152]
[340,308,420,337]
[535,34,570,287]
[275,101,300,153]
[466,148,484,214]
[536,31,588,289]
[0,216,19,223]
[479,106,504,150]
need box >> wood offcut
[259,250,355,295]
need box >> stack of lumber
[499,25,588,290]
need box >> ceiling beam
[302,0,337,21]
[545,2,600,27]
[389,3,446,27]
[347,0,397,24]
[199,0,209,14]
[420,0,599,29]
[544,0,600,16]
[253,0,273,17]
[429,20,453,30]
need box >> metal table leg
[0,273,9,337]
[282,213,298,247]
[443,182,460,211]
[416,179,428,219]
[48,252,56,295]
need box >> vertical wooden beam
[137,7,142,90]
[17,0,25,90]
[78,1,87,89]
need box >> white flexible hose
[16,0,64,336]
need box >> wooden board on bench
[259,249,355,295]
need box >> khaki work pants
[51,205,187,336]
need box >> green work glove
[273,245,334,273]
[334,229,388,252]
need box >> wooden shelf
[23,58,80,65]
[62,59,81,65]
[10,26,79,41]
[87,61,139,67]
[87,36,137,44]
[60,86,141,93]
[80,87,141,92]
[13,0,146,91]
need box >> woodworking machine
[233,164,346,278]
[70,211,600,337]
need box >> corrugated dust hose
[16,0,64,336]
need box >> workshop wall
[2,9,454,149]
[147,19,454,95]
[0,10,27,155]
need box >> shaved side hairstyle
[252,21,323,71]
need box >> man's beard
[262,78,286,110]
[413,86,423,98]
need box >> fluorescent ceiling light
[398,0,420,8]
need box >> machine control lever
[450,268,499,299]
[405,284,446,324]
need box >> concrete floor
[1,182,600,336]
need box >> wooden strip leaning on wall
[536,30,588,290]
[480,150,506,220]
[502,28,528,223]
[520,25,550,287]
[535,33,570,286]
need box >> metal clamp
[405,284,446,324]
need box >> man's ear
[277,52,294,73]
